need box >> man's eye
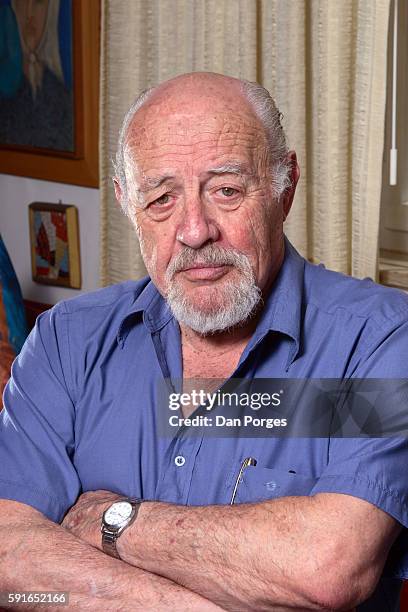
[153,194,170,206]
[220,187,237,197]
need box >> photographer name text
[169,415,287,429]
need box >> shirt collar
[241,237,305,368]
[117,237,305,365]
[117,280,173,347]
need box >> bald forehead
[128,74,258,136]
[124,112,267,182]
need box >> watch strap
[101,498,141,559]
[101,527,121,559]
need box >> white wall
[0,173,100,304]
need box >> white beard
[164,245,262,335]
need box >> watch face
[104,501,133,528]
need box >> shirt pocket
[235,466,318,504]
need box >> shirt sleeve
[0,303,81,523]
[311,319,408,578]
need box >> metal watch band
[101,498,141,560]
[101,528,121,559]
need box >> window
[379,0,408,289]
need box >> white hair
[113,87,154,216]
[113,79,291,217]
[240,80,291,199]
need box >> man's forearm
[0,500,222,611]
[116,495,395,612]
[117,498,315,611]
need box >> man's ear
[113,177,129,216]
[113,177,122,203]
[282,151,300,221]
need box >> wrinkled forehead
[124,105,269,177]
[132,110,263,148]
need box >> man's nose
[176,197,220,249]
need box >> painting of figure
[0,0,74,152]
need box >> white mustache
[166,245,249,281]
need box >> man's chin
[165,282,262,334]
[173,284,232,312]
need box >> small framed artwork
[28,202,81,289]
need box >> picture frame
[29,202,81,289]
[0,0,100,188]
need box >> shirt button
[266,480,277,491]
[174,455,186,467]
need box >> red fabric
[0,285,15,403]
[401,582,408,611]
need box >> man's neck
[180,320,259,416]
[180,315,259,356]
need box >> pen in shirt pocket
[230,457,257,505]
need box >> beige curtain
[100,0,390,285]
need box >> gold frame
[0,0,100,188]
[29,202,81,289]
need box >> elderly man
[0,72,408,611]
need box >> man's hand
[61,489,122,550]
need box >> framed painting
[0,0,99,187]
[29,202,81,288]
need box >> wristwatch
[101,498,141,559]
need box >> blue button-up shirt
[2,240,408,609]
